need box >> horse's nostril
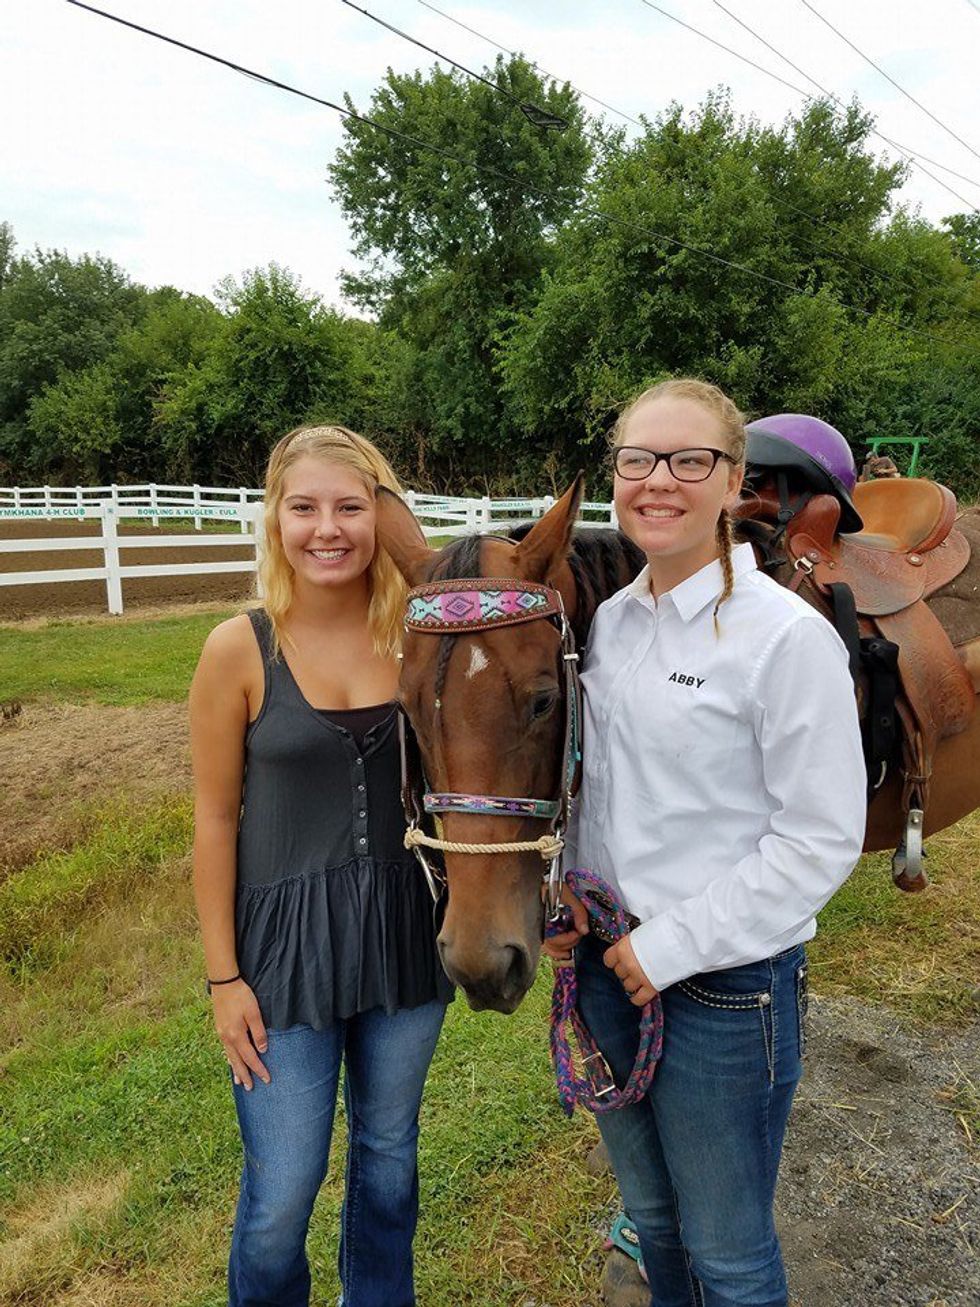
[502,943,532,995]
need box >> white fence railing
[0,484,617,616]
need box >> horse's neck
[565,529,646,647]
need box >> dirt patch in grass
[0,700,191,876]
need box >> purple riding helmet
[745,413,864,533]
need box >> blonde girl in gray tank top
[190,426,451,1307]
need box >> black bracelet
[205,972,241,995]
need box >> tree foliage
[2,69,979,499]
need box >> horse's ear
[375,486,436,585]
[513,473,584,583]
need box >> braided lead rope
[546,868,664,1117]
[404,825,564,859]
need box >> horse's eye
[530,690,559,721]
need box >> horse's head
[376,480,584,1013]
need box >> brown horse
[376,483,980,1014]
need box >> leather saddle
[738,477,975,891]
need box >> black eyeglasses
[613,446,737,483]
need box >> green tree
[329,56,595,482]
[24,287,223,482]
[0,245,144,475]
[157,265,376,483]
[0,222,14,292]
[497,95,980,491]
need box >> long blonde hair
[612,377,746,625]
[258,424,407,658]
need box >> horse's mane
[427,526,644,650]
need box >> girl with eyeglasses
[545,378,866,1306]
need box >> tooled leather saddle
[737,476,975,891]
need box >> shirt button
[355,757,363,767]
[357,783,365,792]
[358,810,366,818]
[358,837,367,846]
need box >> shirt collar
[627,542,758,622]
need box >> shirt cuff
[628,915,691,993]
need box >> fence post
[150,482,159,528]
[75,485,83,516]
[193,483,202,530]
[609,502,618,528]
[44,484,51,513]
[239,487,249,534]
[110,484,120,520]
[13,486,20,509]
[102,505,123,615]
[253,507,266,598]
[480,495,492,533]
[404,489,416,514]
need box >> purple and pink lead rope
[546,868,664,1116]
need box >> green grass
[1,607,977,1304]
[0,799,193,977]
[0,610,234,705]
[0,850,607,1306]
[810,813,980,1023]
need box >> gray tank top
[235,610,453,1027]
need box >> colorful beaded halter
[398,577,581,914]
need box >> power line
[340,0,568,130]
[710,0,980,187]
[414,0,645,128]
[799,0,980,166]
[62,0,967,351]
[638,0,979,213]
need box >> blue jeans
[228,1000,446,1307]
[576,935,807,1307]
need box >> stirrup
[891,809,928,891]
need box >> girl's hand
[541,886,590,963]
[212,980,270,1090]
[603,935,658,1007]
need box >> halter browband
[405,579,562,633]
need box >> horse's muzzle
[438,938,536,1014]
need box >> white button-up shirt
[569,542,866,992]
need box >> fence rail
[0,484,617,615]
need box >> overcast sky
[4,0,980,309]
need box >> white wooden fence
[0,484,617,616]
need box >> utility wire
[710,0,980,188]
[414,0,645,128]
[62,0,966,350]
[638,0,979,212]
[340,0,568,130]
[799,0,980,166]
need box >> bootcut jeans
[227,999,446,1307]
[575,934,808,1307]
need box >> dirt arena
[0,518,256,621]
